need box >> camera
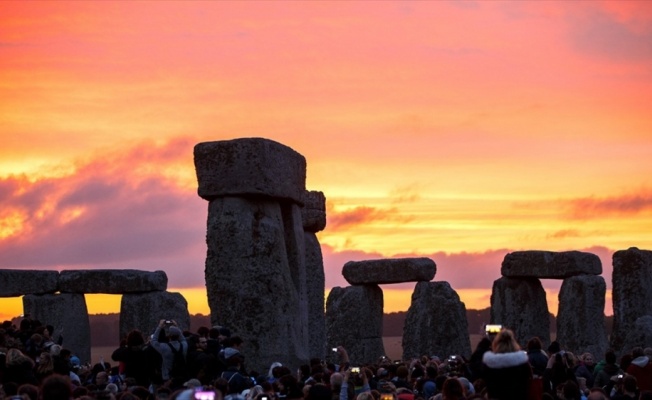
[485,324,502,334]
[332,347,338,352]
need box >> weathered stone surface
[59,269,167,294]
[501,251,602,279]
[490,277,550,348]
[194,138,306,204]
[204,196,308,372]
[610,247,652,353]
[305,232,326,359]
[556,275,608,358]
[621,316,652,353]
[301,190,326,232]
[0,269,59,297]
[23,293,91,364]
[119,291,190,341]
[342,258,436,285]
[403,281,471,360]
[326,285,384,365]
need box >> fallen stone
[305,232,326,359]
[402,281,471,360]
[610,247,652,354]
[302,190,326,232]
[490,277,550,348]
[325,285,385,365]
[0,269,59,297]
[342,258,436,285]
[119,291,190,341]
[194,138,306,204]
[23,293,91,364]
[556,275,608,359]
[501,250,602,279]
[203,196,308,372]
[58,269,167,294]
[621,316,652,353]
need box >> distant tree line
[9,310,612,347]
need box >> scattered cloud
[566,190,652,219]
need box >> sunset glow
[2,1,652,323]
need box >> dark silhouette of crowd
[2,318,652,400]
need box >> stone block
[0,269,59,297]
[402,281,471,360]
[301,190,326,232]
[204,196,308,372]
[610,247,652,353]
[194,138,306,203]
[23,293,91,364]
[119,291,190,341]
[305,232,326,359]
[556,275,608,358]
[59,269,167,294]
[342,258,436,285]
[490,277,550,348]
[326,285,385,365]
[501,250,602,279]
[621,316,652,353]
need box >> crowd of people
[1,317,652,400]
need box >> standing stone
[0,270,59,297]
[23,293,91,364]
[119,291,190,341]
[59,269,167,294]
[611,248,652,353]
[557,275,608,358]
[195,138,309,372]
[501,251,602,279]
[302,190,327,359]
[403,281,471,360]
[342,258,436,285]
[326,285,384,365]
[621,316,652,352]
[490,277,550,348]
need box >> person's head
[623,375,637,393]
[442,377,464,400]
[95,371,109,386]
[492,329,520,353]
[168,326,182,341]
[396,366,408,380]
[7,348,33,366]
[605,349,617,365]
[307,383,332,400]
[562,380,581,400]
[126,330,145,348]
[581,352,594,366]
[586,388,608,400]
[330,372,343,388]
[40,374,72,400]
[527,337,542,352]
[548,341,561,354]
[198,336,208,350]
[17,384,38,400]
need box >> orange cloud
[566,190,652,219]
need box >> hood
[483,351,529,369]
[630,356,650,368]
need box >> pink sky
[2,1,652,319]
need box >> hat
[184,378,202,388]
[70,356,81,366]
[219,327,231,337]
[168,326,182,337]
[224,347,241,359]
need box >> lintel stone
[302,190,326,232]
[58,269,167,294]
[501,250,601,279]
[194,138,306,204]
[0,269,59,297]
[342,257,436,285]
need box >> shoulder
[483,351,529,369]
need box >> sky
[1,1,652,322]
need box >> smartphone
[485,324,502,334]
[195,391,215,400]
[351,367,360,373]
[332,347,338,352]
[380,394,393,400]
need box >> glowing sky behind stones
[2,1,652,321]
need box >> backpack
[167,343,188,380]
